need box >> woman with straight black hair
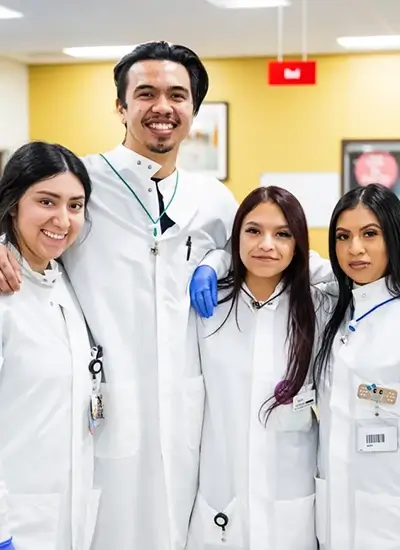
[186,186,326,550]
[313,183,400,550]
[0,141,102,550]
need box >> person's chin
[40,244,66,261]
[146,141,174,155]
[253,266,282,279]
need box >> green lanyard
[99,153,179,237]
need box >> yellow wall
[29,53,400,258]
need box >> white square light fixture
[205,0,290,8]
[63,45,138,60]
[337,35,400,50]
[0,4,23,19]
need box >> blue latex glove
[190,266,218,318]
[0,538,15,549]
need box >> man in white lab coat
[0,42,237,550]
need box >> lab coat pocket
[274,493,317,550]
[354,490,400,550]
[94,382,139,459]
[8,493,61,550]
[275,403,312,432]
[82,489,101,550]
[315,476,327,545]
[187,493,244,549]
[184,375,205,451]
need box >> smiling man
[69,42,238,550]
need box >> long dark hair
[313,183,400,386]
[0,141,92,250]
[218,186,316,420]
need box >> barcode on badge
[366,433,385,444]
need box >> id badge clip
[88,345,105,434]
[357,383,397,407]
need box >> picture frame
[177,101,229,181]
[341,139,400,198]
[0,151,5,177]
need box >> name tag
[357,424,398,453]
[293,386,315,412]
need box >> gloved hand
[0,538,15,549]
[189,266,218,318]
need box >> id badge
[356,419,398,453]
[89,375,104,434]
[293,384,316,412]
[89,392,104,434]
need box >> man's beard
[147,141,174,154]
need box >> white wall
[0,57,29,153]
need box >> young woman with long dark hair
[0,142,101,550]
[186,186,326,550]
[314,183,400,550]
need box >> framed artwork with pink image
[341,139,400,197]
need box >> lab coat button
[361,292,366,298]
[137,160,141,165]
[148,165,152,169]
[148,188,152,193]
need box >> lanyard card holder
[88,345,105,434]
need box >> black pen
[186,236,192,261]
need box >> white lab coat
[186,279,330,550]
[0,252,99,550]
[61,144,238,550]
[316,277,400,550]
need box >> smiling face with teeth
[13,173,86,273]
[116,59,194,163]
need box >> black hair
[0,140,92,249]
[113,41,209,115]
[313,183,400,386]
[217,186,316,421]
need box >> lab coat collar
[240,280,286,312]
[104,144,162,179]
[351,277,394,317]
[8,243,62,288]
[101,145,197,232]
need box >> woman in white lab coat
[0,142,101,550]
[313,183,400,550]
[186,186,322,550]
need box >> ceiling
[0,0,400,64]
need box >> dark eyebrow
[244,221,290,230]
[134,84,190,94]
[36,190,85,201]
[336,222,381,232]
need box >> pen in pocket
[186,236,192,261]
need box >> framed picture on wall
[177,101,228,181]
[341,139,400,198]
